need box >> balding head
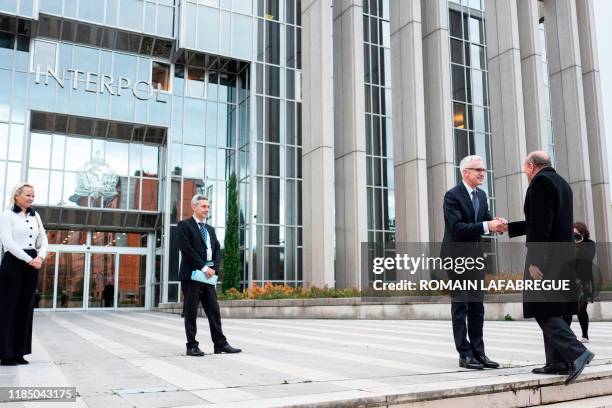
[523,150,552,183]
[526,151,552,168]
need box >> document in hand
[191,270,218,286]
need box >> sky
[593,0,612,201]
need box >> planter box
[158,293,612,320]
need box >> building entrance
[36,230,153,310]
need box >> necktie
[471,190,480,219]
[198,222,208,246]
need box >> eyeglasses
[465,168,486,173]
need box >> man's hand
[528,264,544,280]
[206,268,215,278]
[487,219,507,234]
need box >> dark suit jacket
[507,167,575,318]
[442,183,492,243]
[441,183,492,284]
[177,217,221,282]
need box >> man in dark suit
[178,194,241,356]
[508,151,593,384]
[442,155,506,369]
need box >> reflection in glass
[141,178,158,210]
[56,252,85,308]
[187,67,205,98]
[452,64,465,102]
[206,101,218,147]
[9,124,23,161]
[453,102,466,129]
[29,133,52,169]
[182,145,205,178]
[89,253,115,308]
[47,230,87,245]
[35,252,55,308]
[32,39,57,72]
[62,172,77,206]
[105,141,129,176]
[152,61,171,92]
[28,169,49,204]
[64,137,91,171]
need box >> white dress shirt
[0,206,48,263]
[192,215,213,273]
[462,181,489,235]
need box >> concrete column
[301,0,335,287]
[517,0,549,153]
[333,0,368,289]
[421,0,454,242]
[389,0,429,242]
[576,0,612,277]
[484,0,528,228]
[542,0,595,230]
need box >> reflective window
[448,3,494,212]
[118,0,143,31]
[187,67,205,98]
[78,1,105,24]
[28,129,161,211]
[151,61,171,92]
[157,5,174,36]
[31,39,57,72]
[197,6,220,52]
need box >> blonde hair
[7,182,34,209]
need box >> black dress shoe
[459,356,484,370]
[186,346,205,356]
[565,350,595,385]
[532,362,569,375]
[16,357,29,365]
[1,359,18,366]
[214,344,242,354]
[475,354,500,369]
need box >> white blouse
[0,207,48,263]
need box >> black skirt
[0,249,39,359]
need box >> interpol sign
[34,65,169,103]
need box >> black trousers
[563,301,590,339]
[536,316,586,364]
[0,250,38,360]
[181,280,227,349]
[451,301,485,359]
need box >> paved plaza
[2,311,612,407]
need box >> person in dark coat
[441,155,506,370]
[177,194,241,356]
[563,222,596,342]
[507,151,594,385]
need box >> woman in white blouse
[0,182,48,366]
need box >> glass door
[117,254,147,308]
[39,231,153,310]
[88,253,117,308]
[56,252,86,309]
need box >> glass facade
[448,0,496,268]
[539,18,555,165]
[0,0,306,306]
[252,0,302,286]
[363,0,394,245]
[448,0,493,201]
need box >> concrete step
[544,395,612,407]
[280,363,612,408]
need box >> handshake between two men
[487,217,508,234]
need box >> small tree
[222,172,241,292]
